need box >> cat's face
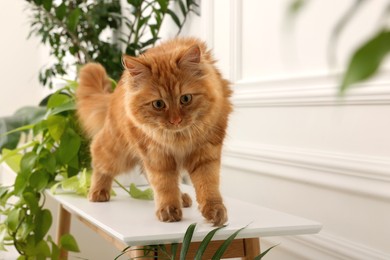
[123,44,218,136]
[131,77,214,133]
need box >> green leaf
[42,0,52,11]
[178,0,187,16]
[14,171,29,195]
[0,123,35,137]
[180,223,197,260]
[55,3,67,21]
[36,240,51,258]
[46,115,66,141]
[48,100,76,116]
[50,182,62,195]
[78,168,91,194]
[0,186,11,201]
[29,171,49,191]
[48,235,61,260]
[35,209,52,241]
[253,244,279,260]
[67,8,81,32]
[33,120,48,136]
[286,0,308,18]
[340,29,390,94]
[6,209,20,232]
[127,0,142,8]
[60,234,80,252]
[136,17,148,31]
[19,217,35,241]
[67,153,79,169]
[0,228,7,251]
[63,79,78,90]
[211,226,247,260]
[284,0,309,31]
[194,225,226,260]
[157,0,168,12]
[23,192,39,213]
[1,148,22,172]
[167,9,181,27]
[60,175,79,191]
[47,93,71,109]
[20,152,37,173]
[129,183,154,200]
[0,118,21,151]
[0,106,45,151]
[170,243,178,260]
[39,151,56,173]
[57,128,81,163]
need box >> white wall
[196,0,390,259]
[0,1,49,117]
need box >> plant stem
[34,4,92,63]
[114,179,131,196]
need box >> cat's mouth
[165,125,188,132]
[163,122,192,133]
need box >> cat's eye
[152,100,165,110]
[180,94,192,105]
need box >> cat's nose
[169,116,182,125]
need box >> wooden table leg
[243,237,261,260]
[57,204,71,260]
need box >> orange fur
[76,37,232,226]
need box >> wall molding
[222,142,390,200]
[232,70,390,107]
[262,232,390,260]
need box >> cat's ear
[178,45,201,68]
[122,55,150,79]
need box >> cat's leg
[143,155,183,222]
[185,145,228,226]
[181,192,192,208]
[89,170,113,202]
[88,130,136,202]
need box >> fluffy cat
[76,37,232,226]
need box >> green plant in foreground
[115,223,277,260]
[0,79,155,258]
[0,81,86,258]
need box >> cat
[76,37,232,226]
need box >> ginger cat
[76,38,232,226]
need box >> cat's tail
[76,63,112,138]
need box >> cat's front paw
[200,202,228,226]
[88,189,110,202]
[156,205,182,222]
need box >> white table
[48,185,322,259]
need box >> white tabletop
[48,185,322,246]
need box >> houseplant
[0,0,199,258]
